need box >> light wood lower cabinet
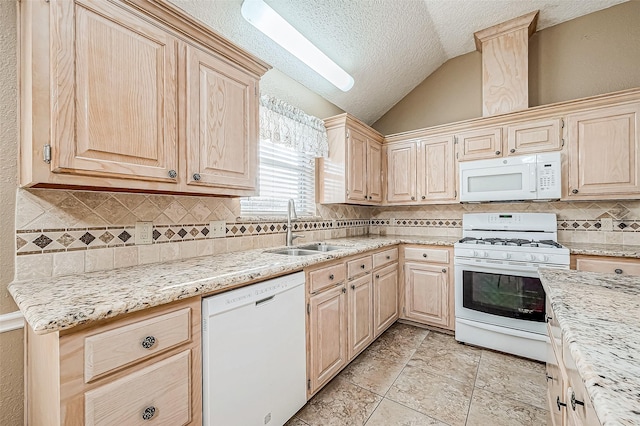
[373,263,399,337]
[347,274,374,360]
[25,298,201,425]
[401,246,454,330]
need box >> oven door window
[462,270,545,322]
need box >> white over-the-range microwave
[459,152,561,202]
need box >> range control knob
[527,254,536,261]
[472,250,479,257]
[483,251,490,257]
[541,255,549,262]
[502,253,511,260]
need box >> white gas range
[454,213,569,362]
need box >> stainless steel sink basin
[267,248,319,256]
[297,243,345,252]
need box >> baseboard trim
[0,311,24,333]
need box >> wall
[0,0,22,424]
[373,1,640,135]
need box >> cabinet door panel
[507,118,562,155]
[567,103,640,197]
[457,128,502,161]
[186,46,257,190]
[347,129,368,201]
[367,141,383,202]
[309,285,347,394]
[52,0,178,182]
[404,263,448,328]
[348,275,374,360]
[386,142,416,203]
[418,136,456,201]
[373,264,398,337]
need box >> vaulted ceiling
[169,0,628,124]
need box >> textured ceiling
[168,0,628,124]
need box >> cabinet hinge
[402,307,406,315]
[43,144,51,164]
[561,138,565,147]
[456,152,459,160]
[307,379,311,390]
[307,303,310,315]
[346,130,350,139]
[454,190,457,197]
[561,118,565,128]
[454,136,458,144]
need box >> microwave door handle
[529,164,537,192]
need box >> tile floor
[287,323,549,426]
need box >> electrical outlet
[600,217,613,232]
[135,222,154,245]
[209,220,226,238]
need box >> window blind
[241,139,316,216]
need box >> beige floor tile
[387,363,473,426]
[475,350,547,410]
[364,399,448,426]
[297,378,382,426]
[366,323,429,361]
[284,416,309,426]
[339,349,407,396]
[409,332,481,385]
[466,388,549,426]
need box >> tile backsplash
[14,188,640,280]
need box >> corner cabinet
[565,102,640,199]
[19,0,269,196]
[317,114,384,205]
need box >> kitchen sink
[267,248,319,256]
[297,243,345,252]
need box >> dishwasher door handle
[255,295,275,306]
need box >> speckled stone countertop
[9,236,458,335]
[563,242,640,258]
[538,268,640,425]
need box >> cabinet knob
[495,150,501,155]
[442,268,446,273]
[556,396,567,411]
[361,264,366,269]
[569,388,584,411]
[192,173,201,181]
[342,287,347,293]
[141,336,156,349]
[571,189,578,194]
[510,148,516,153]
[142,406,156,420]
[545,314,553,323]
[329,274,334,280]
[351,284,356,290]
[421,195,426,200]
[368,195,373,200]
[410,196,415,200]
[546,373,554,382]
[168,169,177,179]
[422,253,427,258]
[375,274,380,279]
[615,268,623,274]
[386,255,391,260]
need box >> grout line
[464,351,484,426]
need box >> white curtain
[259,94,328,157]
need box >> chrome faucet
[286,199,303,246]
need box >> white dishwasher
[202,272,306,426]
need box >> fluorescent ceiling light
[241,0,355,92]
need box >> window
[241,139,316,216]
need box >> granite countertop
[9,235,458,335]
[538,268,640,425]
[563,242,640,258]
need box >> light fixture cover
[241,0,354,92]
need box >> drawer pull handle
[361,264,366,269]
[386,255,391,260]
[569,389,584,411]
[556,396,566,411]
[422,253,427,258]
[142,406,156,420]
[141,336,157,349]
[329,274,334,280]
[614,268,623,274]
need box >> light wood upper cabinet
[418,136,456,202]
[347,274,374,360]
[566,102,640,199]
[373,263,399,338]
[308,284,347,395]
[19,0,269,195]
[456,127,503,161]
[185,45,257,192]
[386,142,417,203]
[506,118,562,156]
[319,114,384,205]
[51,0,179,183]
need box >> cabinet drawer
[347,256,372,279]
[575,257,640,276]
[372,248,398,269]
[309,264,346,294]
[85,350,191,426]
[85,308,191,382]
[404,247,449,263]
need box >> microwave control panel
[536,155,561,198]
